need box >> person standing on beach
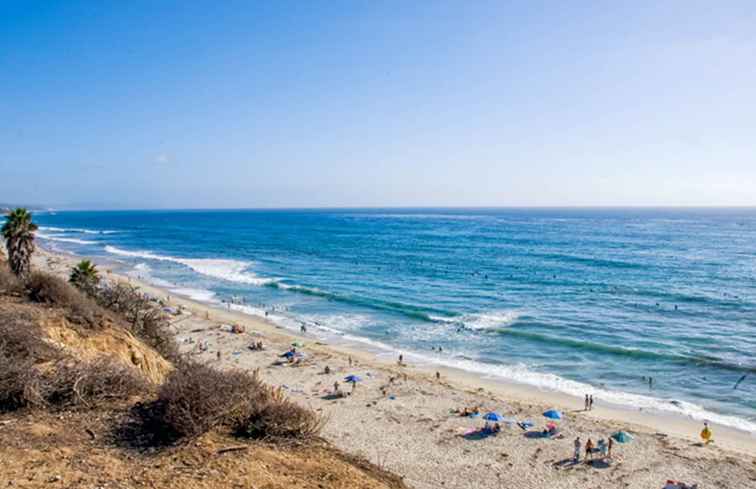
[589,395,594,410]
[585,438,594,462]
[608,437,614,459]
[585,394,589,411]
[573,437,581,462]
[700,422,713,444]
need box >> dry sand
[34,248,756,489]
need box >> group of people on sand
[248,340,265,351]
[584,394,594,411]
[573,436,613,463]
[454,405,481,417]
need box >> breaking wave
[104,246,277,286]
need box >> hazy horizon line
[23,204,756,213]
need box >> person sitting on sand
[324,365,331,374]
[585,438,594,461]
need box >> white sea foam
[37,233,96,245]
[126,262,173,288]
[104,245,277,285]
[300,313,372,332]
[225,303,756,434]
[430,310,520,330]
[40,226,117,235]
[170,287,218,303]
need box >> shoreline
[35,246,756,457]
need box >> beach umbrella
[611,431,633,443]
[344,375,362,383]
[543,409,563,420]
[483,412,504,422]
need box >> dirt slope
[0,410,406,489]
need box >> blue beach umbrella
[543,409,563,420]
[344,375,362,383]
[483,412,504,422]
[611,431,633,443]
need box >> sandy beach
[34,248,756,489]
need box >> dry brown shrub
[0,315,60,411]
[25,272,105,328]
[37,357,151,409]
[0,314,149,411]
[0,314,60,361]
[0,344,39,411]
[118,362,323,447]
[155,361,264,440]
[0,263,23,295]
[94,282,179,361]
[234,386,324,442]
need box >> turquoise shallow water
[29,208,756,431]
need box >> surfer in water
[734,374,748,390]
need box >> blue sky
[1,1,755,208]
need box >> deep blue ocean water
[30,208,756,431]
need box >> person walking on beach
[589,395,594,410]
[584,394,590,411]
[573,437,582,463]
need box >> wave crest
[104,246,277,285]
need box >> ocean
[29,208,756,432]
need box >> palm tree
[1,208,38,280]
[69,259,100,294]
